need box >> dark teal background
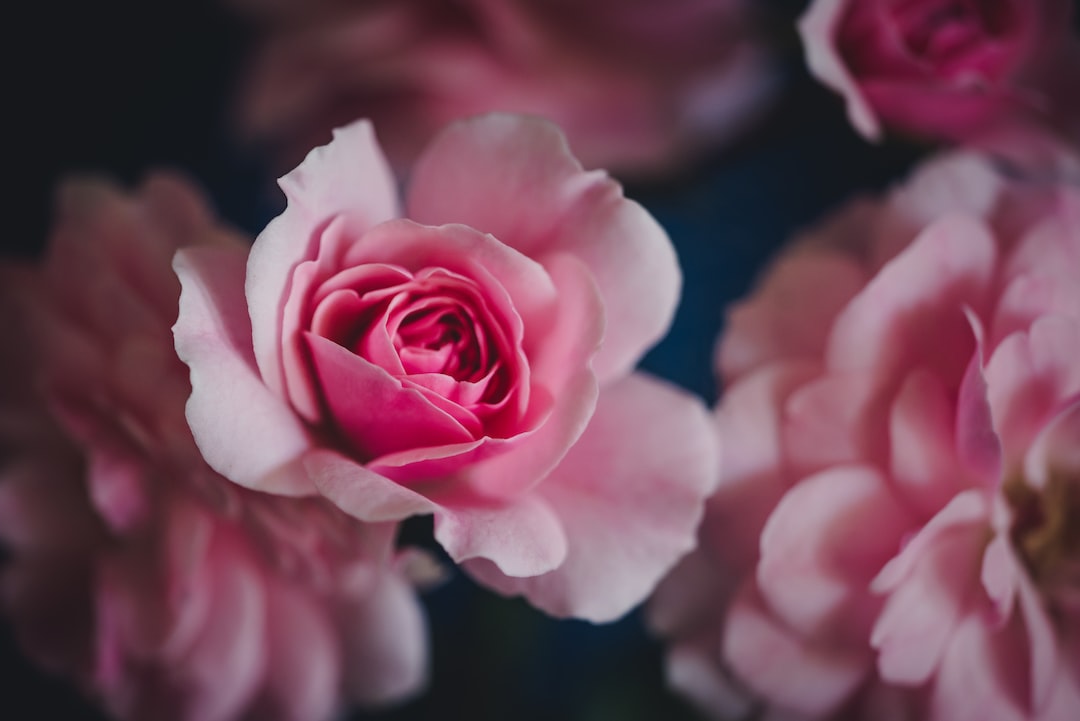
[1,1,927,719]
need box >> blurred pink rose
[173,114,718,622]
[799,0,1078,142]
[650,141,1080,719]
[0,176,431,721]
[232,0,774,178]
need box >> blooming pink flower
[231,0,774,178]
[650,140,1080,719]
[799,0,1078,143]
[0,175,431,721]
[173,114,718,622]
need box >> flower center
[892,0,1012,70]
[1004,472,1080,593]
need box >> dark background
[1,1,924,719]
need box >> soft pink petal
[305,449,438,522]
[954,332,1002,487]
[871,521,987,685]
[340,571,429,705]
[783,370,885,476]
[825,214,996,385]
[718,251,865,382]
[247,120,399,396]
[463,253,602,499]
[929,611,1028,721]
[173,245,315,496]
[173,533,269,721]
[435,493,568,579]
[665,641,755,721]
[986,316,1080,466]
[889,367,969,517]
[464,373,717,622]
[723,582,870,718]
[757,465,912,643]
[798,0,883,140]
[407,113,678,381]
[710,361,821,572]
[253,582,341,721]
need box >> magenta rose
[173,114,717,622]
[799,0,1077,142]
[0,176,431,721]
[650,139,1080,719]
[232,0,774,178]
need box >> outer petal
[250,583,341,721]
[305,449,438,523]
[825,214,996,385]
[464,373,718,622]
[340,571,430,705]
[757,465,913,643]
[434,493,568,579]
[407,113,678,381]
[723,582,870,719]
[798,0,883,140]
[173,245,315,495]
[247,120,399,396]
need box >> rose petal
[173,245,315,496]
[463,373,717,622]
[305,449,438,523]
[248,120,400,397]
[340,571,429,705]
[757,465,912,642]
[723,582,870,718]
[407,113,677,381]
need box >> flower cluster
[5,0,1080,719]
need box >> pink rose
[0,176,431,721]
[232,0,774,178]
[173,114,718,622]
[650,140,1080,719]
[799,0,1078,142]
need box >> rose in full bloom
[0,175,432,721]
[650,141,1080,719]
[173,114,718,622]
[799,0,1078,142]
[231,0,774,178]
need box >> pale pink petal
[954,342,1003,487]
[173,245,315,496]
[757,465,912,642]
[463,373,717,622]
[872,490,990,592]
[463,253,602,499]
[1023,396,1080,491]
[247,120,399,396]
[435,493,568,579]
[889,368,969,517]
[825,214,997,385]
[929,611,1028,721]
[340,571,429,705]
[665,641,756,721]
[407,113,677,381]
[723,582,870,718]
[252,582,341,721]
[783,371,885,476]
[798,0,883,140]
[986,316,1080,466]
[718,251,865,382]
[871,521,987,685]
[710,361,821,573]
[305,449,438,522]
[173,534,268,721]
